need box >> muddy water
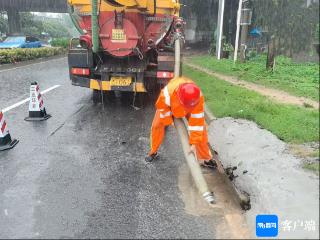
[208,117,319,239]
[178,164,252,239]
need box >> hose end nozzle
[203,191,215,204]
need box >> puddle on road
[178,164,252,239]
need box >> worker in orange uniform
[146,77,216,168]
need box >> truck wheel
[92,90,102,104]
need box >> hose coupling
[203,191,215,204]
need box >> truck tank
[67,0,184,103]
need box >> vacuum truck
[67,0,184,102]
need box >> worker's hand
[188,144,196,155]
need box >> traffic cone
[25,82,51,121]
[0,111,19,151]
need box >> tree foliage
[20,13,44,37]
[180,0,319,59]
[20,13,71,38]
[0,12,72,38]
[251,0,319,56]
[0,12,8,35]
[180,0,217,32]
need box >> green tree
[19,13,71,38]
[43,20,70,38]
[0,11,8,35]
[251,0,319,57]
[20,13,44,37]
[181,0,218,34]
[62,14,80,37]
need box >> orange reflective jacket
[155,77,205,145]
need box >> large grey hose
[173,39,215,204]
[174,38,181,77]
[174,117,215,204]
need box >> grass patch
[303,162,319,175]
[188,55,320,101]
[183,65,319,143]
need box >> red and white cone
[0,111,19,151]
[25,82,51,121]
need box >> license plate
[110,77,132,87]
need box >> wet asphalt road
[0,57,226,239]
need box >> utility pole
[239,2,251,63]
[233,0,243,63]
[216,0,225,60]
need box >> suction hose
[173,39,215,204]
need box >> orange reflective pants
[149,110,212,161]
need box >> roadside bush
[0,47,65,64]
[51,38,69,48]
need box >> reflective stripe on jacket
[155,77,206,145]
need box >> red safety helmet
[177,83,201,109]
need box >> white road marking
[40,85,61,95]
[0,57,67,74]
[2,85,61,113]
[2,99,29,113]
[4,209,8,216]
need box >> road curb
[204,104,216,125]
[205,105,251,210]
